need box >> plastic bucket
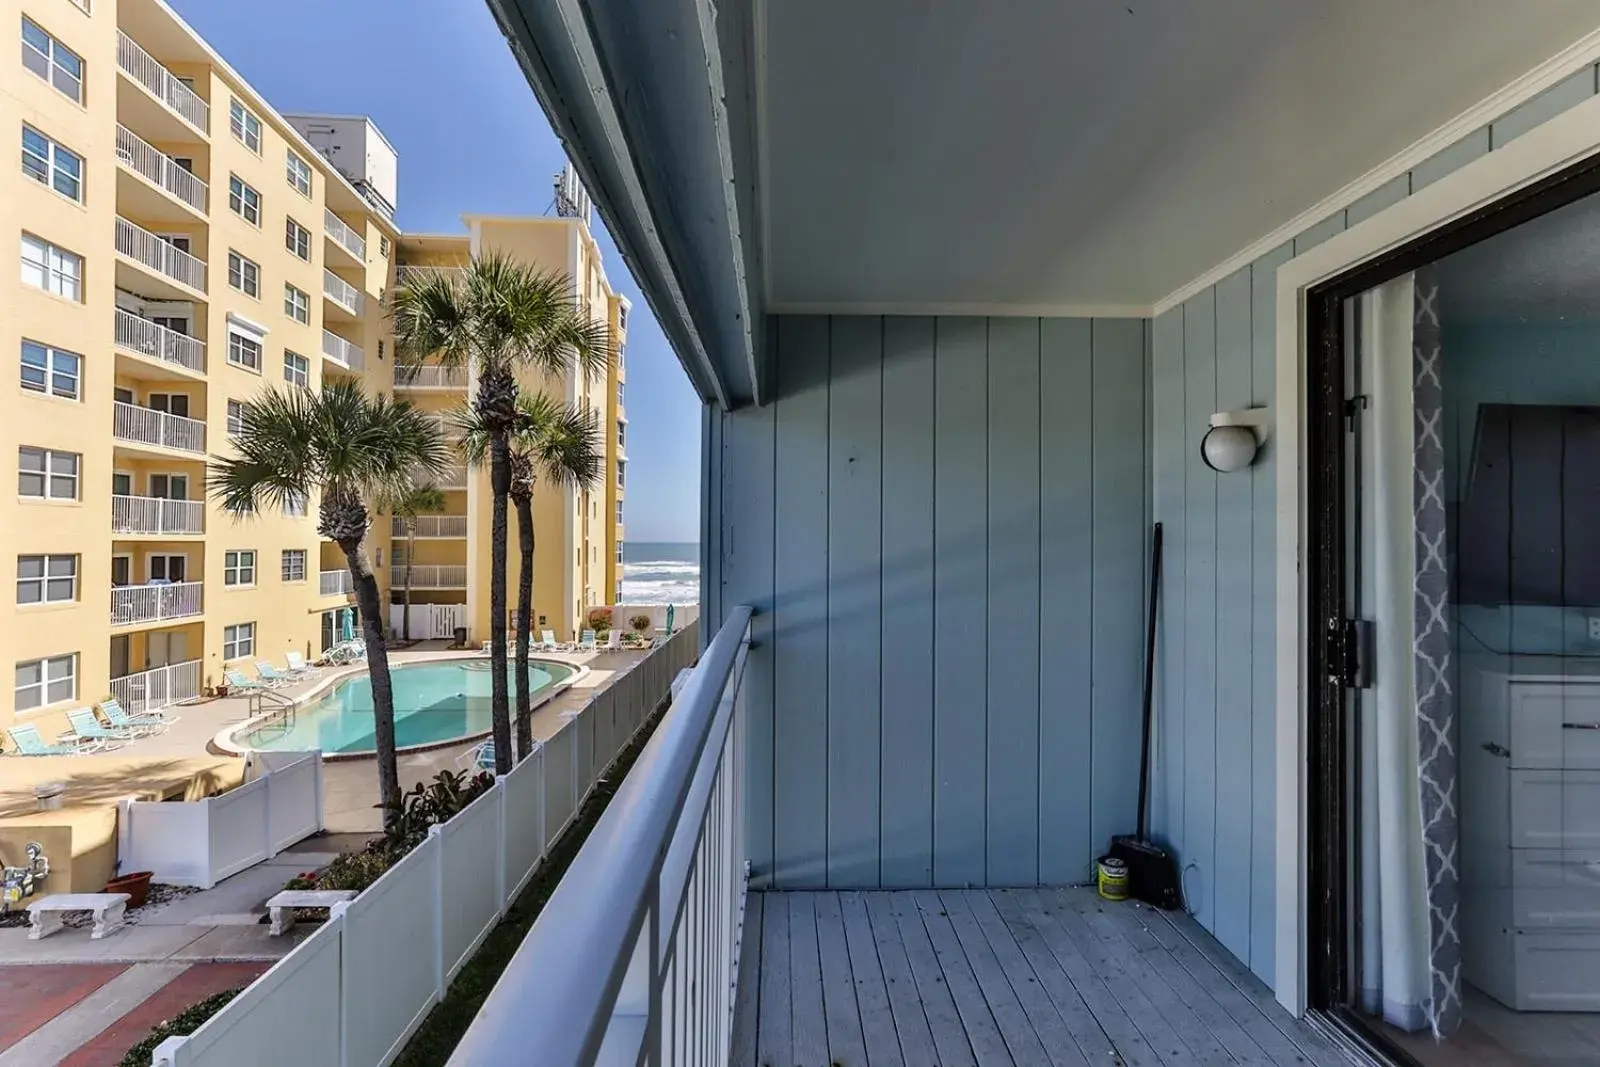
[1097,856,1129,902]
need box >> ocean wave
[624,560,700,574]
[619,577,700,604]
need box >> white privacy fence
[119,751,324,889]
[116,216,207,291]
[113,494,204,535]
[151,625,702,1067]
[111,659,201,715]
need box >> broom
[1106,522,1183,909]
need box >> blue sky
[172,0,703,543]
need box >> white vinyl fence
[151,624,700,1067]
[118,751,324,889]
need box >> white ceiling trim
[1152,25,1600,317]
[769,301,1151,319]
[752,0,771,309]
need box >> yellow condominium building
[1,0,625,743]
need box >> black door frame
[1304,153,1600,1063]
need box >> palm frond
[390,267,473,374]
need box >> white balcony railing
[112,494,203,535]
[116,216,206,292]
[323,269,362,315]
[115,124,208,212]
[113,400,206,454]
[393,365,468,389]
[321,330,363,370]
[111,581,204,626]
[319,570,353,597]
[391,515,469,538]
[114,308,205,373]
[439,465,468,489]
[116,31,209,133]
[448,608,752,1064]
[323,208,366,262]
[390,564,467,589]
[394,265,465,286]
[111,659,202,715]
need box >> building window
[283,350,309,388]
[284,284,310,324]
[227,332,261,371]
[617,381,625,407]
[615,500,624,525]
[227,251,259,297]
[379,235,391,257]
[281,549,307,582]
[21,234,81,301]
[223,622,256,660]
[18,446,78,500]
[616,541,624,563]
[17,553,76,604]
[228,175,261,225]
[226,399,245,437]
[617,459,626,489]
[224,549,256,586]
[286,149,311,196]
[229,98,261,153]
[21,19,82,103]
[282,492,307,517]
[20,341,80,399]
[15,652,75,711]
[21,125,82,201]
[285,217,311,260]
[617,421,625,450]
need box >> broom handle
[1137,523,1163,840]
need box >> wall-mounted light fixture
[1200,408,1270,473]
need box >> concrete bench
[265,889,357,935]
[27,893,131,940]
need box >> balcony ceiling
[494,0,1600,405]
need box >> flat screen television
[1458,402,1600,607]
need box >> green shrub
[118,989,243,1067]
[586,607,613,629]
[630,614,651,632]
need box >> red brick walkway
[0,963,129,1050]
[58,962,269,1067]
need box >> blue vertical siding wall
[708,314,1149,889]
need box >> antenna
[552,162,592,224]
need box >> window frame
[286,150,311,196]
[281,549,307,582]
[282,350,309,389]
[226,330,262,371]
[21,124,83,202]
[285,216,311,260]
[226,398,245,436]
[20,340,81,400]
[227,174,261,225]
[17,552,77,604]
[15,651,76,712]
[229,98,261,153]
[284,283,310,324]
[223,549,257,587]
[20,18,83,104]
[226,250,260,297]
[18,445,79,500]
[222,622,256,661]
[20,233,82,301]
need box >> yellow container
[1097,856,1129,902]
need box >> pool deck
[105,645,653,834]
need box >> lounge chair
[600,630,623,652]
[6,724,93,756]
[538,629,565,651]
[285,652,319,676]
[97,698,171,735]
[459,739,496,773]
[224,668,275,692]
[255,660,302,685]
[577,630,598,652]
[63,709,129,750]
[480,641,493,655]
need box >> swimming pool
[229,658,579,756]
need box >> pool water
[237,659,576,755]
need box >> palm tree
[392,252,611,774]
[385,483,448,642]
[208,381,449,828]
[460,393,604,759]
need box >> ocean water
[621,541,700,604]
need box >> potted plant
[105,869,154,908]
[630,614,652,633]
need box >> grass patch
[392,697,673,1067]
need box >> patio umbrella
[665,604,675,636]
[341,608,356,643]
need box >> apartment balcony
[115,30,208,141]
[113,400,206,456]
[110,659,201,715]
[114,124,207,222]
[115,216,206,299]
[391,515,468,538]
[111,581,203,628]
[394,265,465,287]
[323,268,363,321]
[321,329,363,372]
[324,208,366,267]
[319,570,353,597]
[393,364,467,390]
[114,308,205,378]
[389,564,466,589]
[112,494,204,536]
[439,465,468,490]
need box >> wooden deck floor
[730,888,1354,1067]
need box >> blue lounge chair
[285,652,318,676]
[577,630,598,652]
[97,698,170,736]
[255,660,300,685]
[101,696,177,726]
[6,724,91,756]
[63,708,129,750]
[224,668,274,692]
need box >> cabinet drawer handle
[1564,722,1600,731]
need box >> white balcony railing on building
[323,269,362,315]
[319,570,353,597]
[391,515,468,538]
[323,207,366,262]
[390,564,467,589]
[393,365,468,389]
[111,581,203,626]
[114,308,205,373]
[116,31,209,133]
[320,330,363,370]
[439,465,468,489]
[115,124,208,212]
[113,400,206,454]
[394,265,466,286]
[112,494,203,535]
[116,216,207,292]
[111,659,201,715]
[448,607,753,1065]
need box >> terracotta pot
[105,870,154,908]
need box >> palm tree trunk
[514,493,534,760]
[488,432,512,774]
[341,539,400,831]
[402,522,415,642]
